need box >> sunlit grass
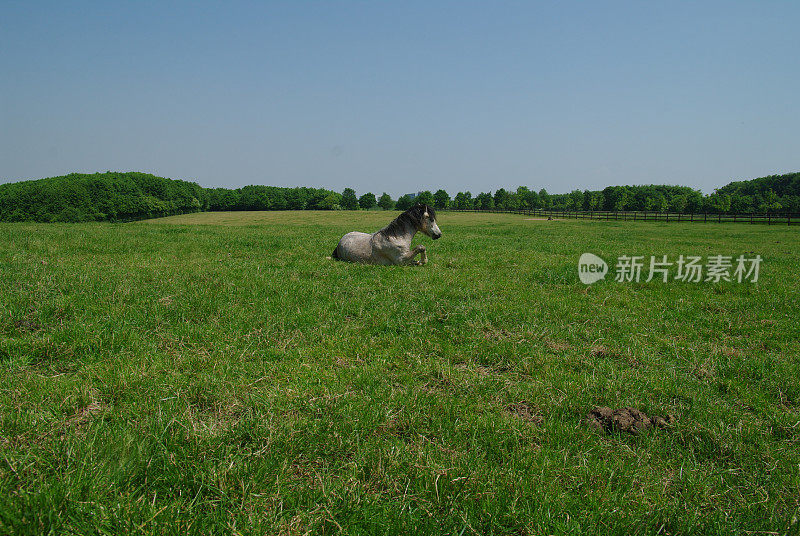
[1,211,798,535]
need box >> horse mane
[382,204,436,237]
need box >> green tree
[526,189,541,209]
[686,191,703,213]
[318,192,342,210]
[764,189,782,212]
[568,190,584,210]
[377,193,395,210]
[341,188,359,210]
[581,190,592,211]
[538,189,551,209]
[670,194,688,213]
[492,188,506,209]
[453,191,473,209]
[550,193,570,210]
[703,192,731,214]
[396,194,414,210]
[653,193,668,212]
[515,186,531,208]
[358,192,377,210]
[476,192,495,210]
[494,188,510,209]
[433,189,450,209]
[602,186,629,211]
[715,172,800,212]
[416,190,434,206]
[286,189,308,210]
[590,191,603,211]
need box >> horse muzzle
[432,232,442,240]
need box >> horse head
[408,204,442,240]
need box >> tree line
[329,173,800,214]
[422,176,800,214]
[1,171,798,222]
[0,172,206,222]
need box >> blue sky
[1,1,798,196]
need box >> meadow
[0,210,798,535]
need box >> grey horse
[331,204,442,265]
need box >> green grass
[1,211,798,535]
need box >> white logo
[580,253,762,284]
[578,253,608,284]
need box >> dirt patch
[482,326,521,342]
[455,363,489,376]
[186,405,243,438]
[12,319,42,333]
[66,400,107,433]
[506,401,543,424]
[421,376,452,393]
[374,418,414,440]
[546,339,573,352]
[587,406,675,434]
[718,345,743,358]
[590,345,621,358]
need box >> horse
[331,204,442,265]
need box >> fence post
[768,213,771,226]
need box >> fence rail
[445,208,798,226]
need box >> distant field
[1,211,798,535]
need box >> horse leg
[397,245,426,265]
[409,245,427,265]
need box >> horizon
[2,2,799,197]
[5,169,791,198]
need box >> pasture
[0,211,798,535]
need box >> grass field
[1,211,798,535]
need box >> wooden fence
[446,208,798,226]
